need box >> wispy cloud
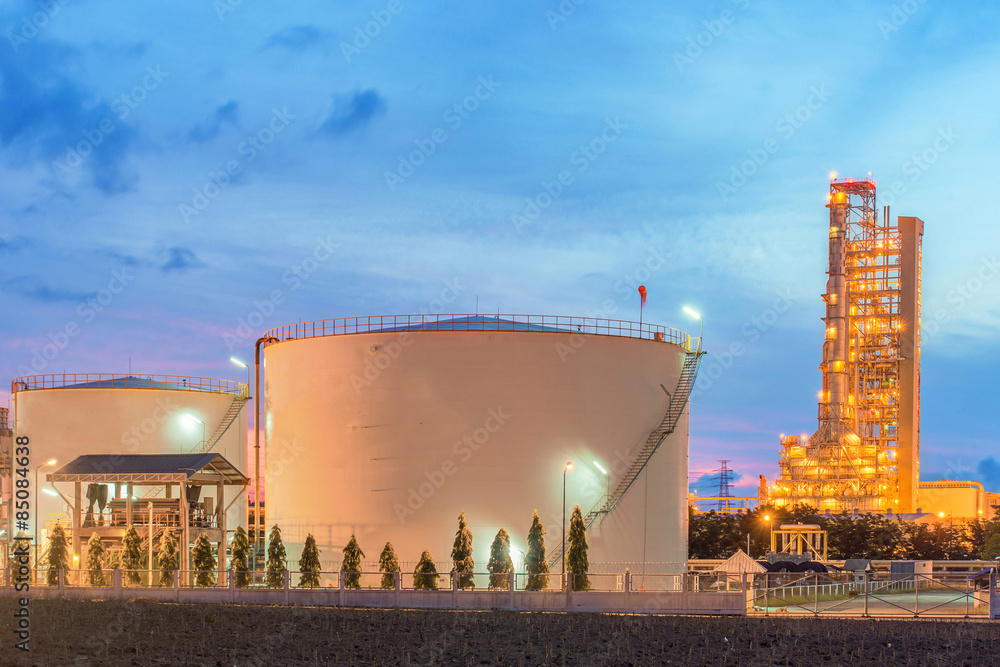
[187,100,239,144]
[318,89,386,136]
[0,38,140,195]
[1,275,93,302]
[160,246,206,273]
[260,25,332,53]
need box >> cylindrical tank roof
[11,374,247,397]
[263,314,695,349]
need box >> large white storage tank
[11,374,249,534]
[264,315,695,576]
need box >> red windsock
[638,285,647,307]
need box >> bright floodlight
[682,306,702,320]
[565,461,573,471]
[46,459,56,466]
[764,515,770,521]
[230,357,248,369]
[186,414,203,425]
[593,461,608,475]
[42,488,58,496]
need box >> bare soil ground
[1,599,994,666]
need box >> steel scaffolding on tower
[772,176,922,513]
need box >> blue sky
[1,0,998,494]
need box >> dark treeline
[689,504,1000,561]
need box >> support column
[148,500,154,580]
[180,482,189,576]
[217,482,225,582]
[72,482,81,564]
[897,216,924,514]
[125,483,133,528]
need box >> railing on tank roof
[11,374,248,396]
[263,314,695,349]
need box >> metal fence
[2,568,745,614]
[751,570,999,618]
[262,314,694,348]
[11,373,248,396]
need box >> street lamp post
[230,357,250,395]
[562,461,573,586]
[764,514,774,553]
[34,459,56,568]
[682,306,704,352]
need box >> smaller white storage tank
[10,374,249,541]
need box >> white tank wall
[265,330,688,575]
[14,387,248,534]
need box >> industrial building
[262,314,702,574]
[767,176,996,521]
[771,176,923,513]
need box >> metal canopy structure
[48,453,248,485]
[46,453,248,576]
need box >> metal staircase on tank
[193,389,250,454]
[137,387,249,501]
[547,347,705,569]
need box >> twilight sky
[1,0,999,496]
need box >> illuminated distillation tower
[774,176,922,513]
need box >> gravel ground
[1,599,994,666]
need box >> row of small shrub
[34,505,593,591]
[266,506,592,591]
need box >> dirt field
[1,599,994,666]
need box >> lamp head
[682,306,702,320]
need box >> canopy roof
[713,549,766,574]
[47,454,248,485]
